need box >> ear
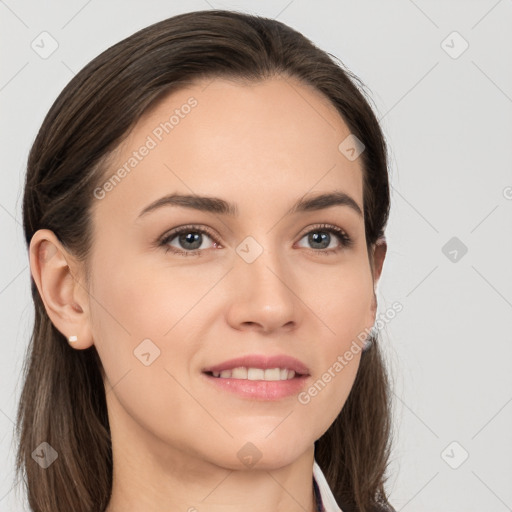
[29,229,94,350]
[369,237,387,318]
[371,236,387,287]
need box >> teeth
[210,367,298,381]
[231,367,248,379]
[264,368,281,381]
[247,368,265,380]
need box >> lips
[202,354,310,376]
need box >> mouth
[201,354,310,400]
[202,353,310,377]
[203,367,306,381]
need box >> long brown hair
[17,9,395,512]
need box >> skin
[30,76,386,512]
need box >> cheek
[87,256,209,448]
[298,258,374,344]
[87,252,229,396]
[89,251,217,341]
[294,262,372,425]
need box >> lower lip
[203,373,309,400]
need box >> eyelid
[159,223,217,240]
[296,222,350,240]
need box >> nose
[225,244,301,334]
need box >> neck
[106,450,318,512]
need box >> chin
[209,436,311,471]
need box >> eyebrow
[138,190,363,219]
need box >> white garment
[313,460,343,512]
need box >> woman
[16,9,395,512]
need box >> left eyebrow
[290,191,363,217]
[137,191,363,219]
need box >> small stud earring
[68,335,78,343]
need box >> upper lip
[202,354,310,376]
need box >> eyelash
[158,223,353,257]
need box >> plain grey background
[1,1,511,510]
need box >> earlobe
[29,229,94,350]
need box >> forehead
[93,76,364,222]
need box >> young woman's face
[87,76,379,469]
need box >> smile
[208,367,297,381]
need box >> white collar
[313,460,343,512]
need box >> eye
[158,225,220,256]
[296,224,353,255]
[158,223,353,257]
